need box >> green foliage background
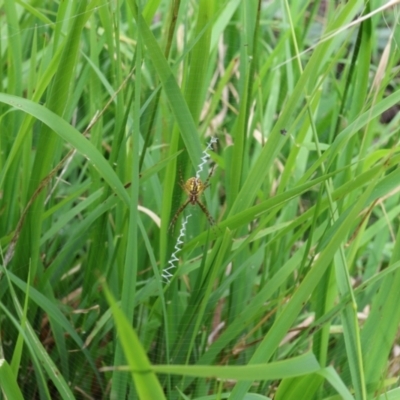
[1,0,400,399]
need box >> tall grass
[1,0,400,399]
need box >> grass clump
[1,1,400,399]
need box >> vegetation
[1,0,400,399]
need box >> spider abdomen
[185,178,205,204]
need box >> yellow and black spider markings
[169,168,215,230]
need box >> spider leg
[196,199,215,226]
[169,198,191,230]
[203,164,215,189]
[178,165,185,189]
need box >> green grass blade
[0,94,129,206]
[151,352,320,380]
[102,281,166,400]
[0,358,25,400]
[127,0,203,169]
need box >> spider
[169,167,215,230]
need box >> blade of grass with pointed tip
[0,358,25,400]
[102,281,166,400]
[151,352,320,380]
